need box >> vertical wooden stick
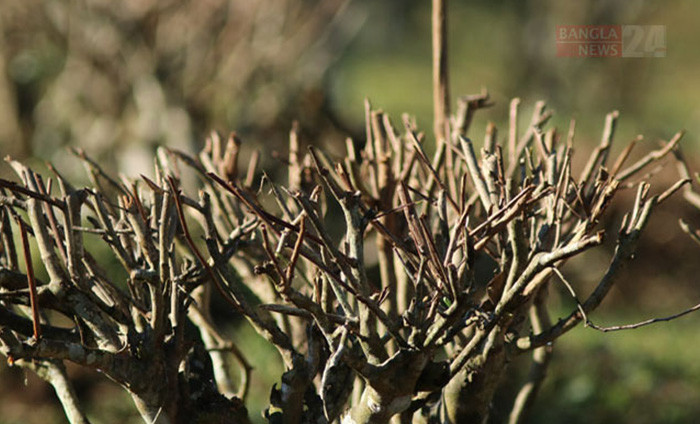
[432,0,450,146]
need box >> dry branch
[0,3,695,423]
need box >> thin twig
[16,217,42,340]
[167,177,243,313]
[585,302,700,332]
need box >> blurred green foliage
[333,1,700,149]
[529,313,700,423]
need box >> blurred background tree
[2,0,700,423]
[0,0,365,175]
[2,0,699,167]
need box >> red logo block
[556,25,665,58]
[556,25,622,57]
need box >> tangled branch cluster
[0,94,693,423]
